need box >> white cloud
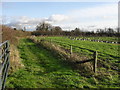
[2,3,118,31]
[46,3,118,31]
[62,3,118,30]
[70,4,117,18]
[66,3,117,22]
[3,14,69,30]
[48,14,69,22]
[4,16,48,30]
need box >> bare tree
[36,22,52,31]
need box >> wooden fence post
[93,51,97,73]
[70,45,72,55]
[50,39,52,43]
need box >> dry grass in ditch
[30,38,94,77]
[9,45,24,73]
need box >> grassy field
[37,37,119,57]
[6,37,119,88]
[6,39,95,88]
[34,36,119,88]
[39,36,119,68]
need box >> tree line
[32,22,120,37]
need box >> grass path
[6,39,94,88]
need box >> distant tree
[36,22,52,31]
[107,28,114,33]
[13,28,17,30]
[52,26,62,35]
[54,26,62,31]
[74,28,81,36]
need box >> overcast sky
[1,1,119,31]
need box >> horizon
[1,1,118,31]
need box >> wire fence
[30,36,119,73]
[40,38,119,72]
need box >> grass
[41,37,119,56]
[6,38,96,88]
[34,36,120,88]
[6,37,119,88]
[40,37,119,61]
[37,37,119,67]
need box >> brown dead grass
[1,25,31,73]
[9,45,24,73]
[2,25,31,45]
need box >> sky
[0,1,119,31]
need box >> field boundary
[48,39,98,73]
[31,37,98,73]
[68,37,120,44]
[48,39,119,59]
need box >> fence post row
[46,40,98,73]
[69,45,98,73]
[0,41,10,90]
[51,40,98,73]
